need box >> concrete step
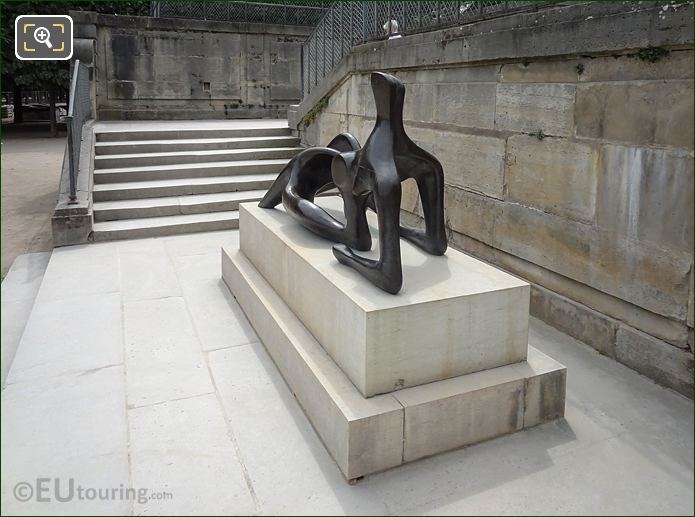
[1,252,52,387]
[95,126,291,142]
[93,190,266,221]
[94,135,300,155]
[93,173,277,201]
[92,211,240,241]
[94,159,290,184]
[94,147,302,169]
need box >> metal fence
[65,60,91,204]
[1,90,68,106]
[150,1,331,26]
[302,1,547,95]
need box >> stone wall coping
[69,10,313,37]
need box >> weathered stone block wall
[295,2,694,396]
[72,12,311,120]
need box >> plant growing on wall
[1,1,149,134]
[635,46,668,63]
[300,95,330,127]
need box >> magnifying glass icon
[34,26,53,49]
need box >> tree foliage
[1,1,149,90]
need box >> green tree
[1,1,148,134]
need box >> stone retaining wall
[293,2,694,396]
[72,11,311,120]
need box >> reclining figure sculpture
[259,72,447,294]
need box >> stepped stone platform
[222,198,567,480]
[90,120,302,241]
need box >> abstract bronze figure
[259,72,447,294]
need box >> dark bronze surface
[259,72,447,294]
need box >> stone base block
[51,211,92,247]
[222,246,566,481]
[239,199,530,397]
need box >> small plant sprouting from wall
[636,46,669,63]
[300,95,330,127]
[576,63,584,75]
[534,129,545,141]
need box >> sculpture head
[370,72,405,123]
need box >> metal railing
[150,1,331,26]
[302,1,547,95]
[1,90,68,105]
[65,60,91,204]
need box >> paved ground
[1,122,66,279]
[1,229,693,516]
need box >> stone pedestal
[221,197,566,480]
[239,198,530,397]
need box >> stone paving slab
[124,297,214,408]
[128,393,256,515]
[1,230,692,515]
[7,292,123,384]
[1,365,130,516]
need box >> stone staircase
[91,121,301,241]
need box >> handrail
[65,60,90,204]
[66,60,80,119]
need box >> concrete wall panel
[81,12,311,119]
[575,81,693,147]
[596,145,694,254]
[408,127,506,199]
[506,136,599,223]
[494,83,575,137]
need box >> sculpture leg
[258,163,291,209]
[340,192,372,251]
[399,162,447,255]
[331,151,372,251]
[332,177,403,294]
[281,187,371,251]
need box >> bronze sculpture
[259,72,447,294]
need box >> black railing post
[66,117,77,204]
[65,59,85,205]
[402,1,407,33]
[339,2,345,59]
[362,2,366,43]
[322,17,326,79]
[387,2,391,33]
[300,44,305,97]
